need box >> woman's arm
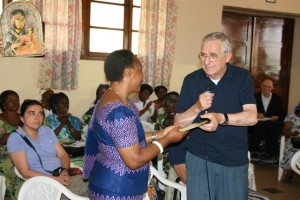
[10,151,52,180]
[10,146,71,185]
[55,142,71,170]
[118,125,188,169]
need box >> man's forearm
[174,103,202,126]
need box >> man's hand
[196,92,214,112]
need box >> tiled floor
[254,163,300,200]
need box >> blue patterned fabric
[45,114,82,143]
[83,100,150,200]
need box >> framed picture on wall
[0,1,44,57]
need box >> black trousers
[248,120,282,156]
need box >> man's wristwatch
[221,113,229,126]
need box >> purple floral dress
[83,100,149,200]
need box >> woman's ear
[124,68,133,79]
[20,116,24,124]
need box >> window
[82,0,141,60]
[1,1,13,14]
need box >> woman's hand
[58,115,70,124]
[162,125,189,144]
[53,170,71,186]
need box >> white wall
[1,0,300,117]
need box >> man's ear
[225,52,232,63]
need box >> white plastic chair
[278,135,286,181]
[141,120,155,132]
[144,165,187,200]
[291,150,300,175]
[18,176,89,200]
[291,150,300,200]
[141,121,166,180]
[14,167,26,180]
[248,151,257,191]
[0,175,5,200]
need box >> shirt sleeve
[7,132,27,153]
[108,106,139,149]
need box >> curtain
[32,0,82,90]
[138,0,178,89]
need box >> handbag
[63,146,85,157]
[291,137,300,148]
[63,140,85,157]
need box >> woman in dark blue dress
[83,49,188,200]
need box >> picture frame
[0,1,44,57]
[266,0,276,3]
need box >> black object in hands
[204,82,214,93]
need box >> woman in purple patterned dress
[83,49,188,200]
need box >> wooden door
[221,12,252,70]
[222,11,294,112]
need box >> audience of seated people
[40,88,54,118]
[134,83,156,122]
[249,78,285,162]
[280,104,300,182]
[82,83,109,125]
[7,99,88,198]
[0,90,23,200]
[154,91,187,185]
[45,92,82,144]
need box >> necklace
[109,87,129,106]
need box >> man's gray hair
[202,32,232,54]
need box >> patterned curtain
[138,0,178,88]
[31,0,82,90]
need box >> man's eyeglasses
[198,53,218,62]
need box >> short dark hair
[94,84,109,104]
[140,84,153,95]
[49,92,69,114]
[20,100,43,116]
[154,85,168,95]
[0,90,19,112]
[104,49,135,82]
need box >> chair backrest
[278,135,286,181]
[18,176,89,200]
[14,167,26,181]
[148,165,187,200]
[141,120,155,132]
[291,150,300,176]
[0,175,5,200]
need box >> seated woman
[82,84,109,125]
[151,85,168,122]
[280,105,300,182]
[45,92,82,144]
[0,90,22,200]
[7,100,88,197]
[40,88,54,118]
[155,92,179,131]
[134,83,155,122]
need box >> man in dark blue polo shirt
[175,32,257,200]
